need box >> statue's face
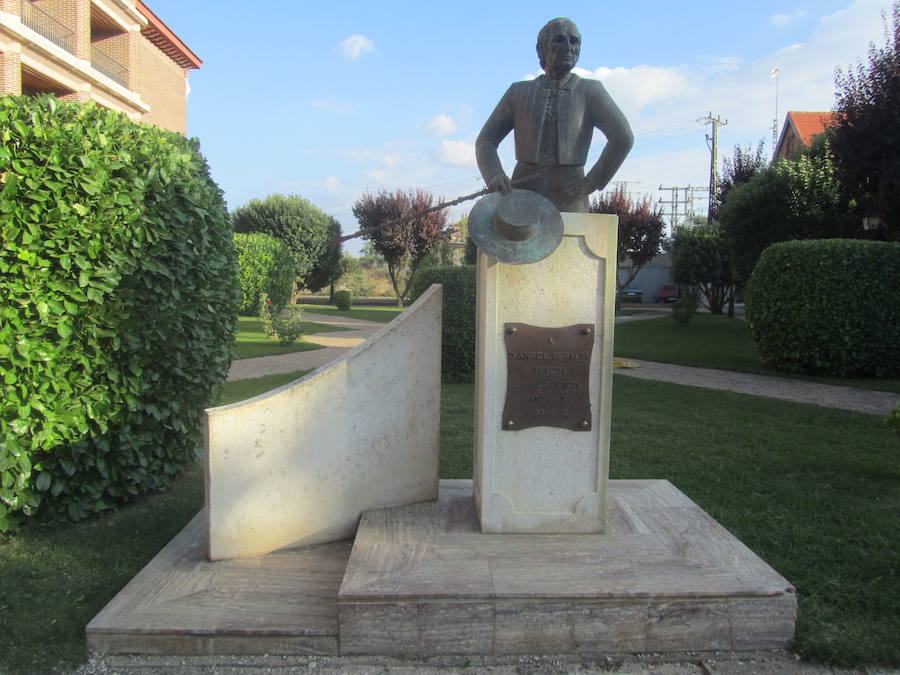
[541,21,581,78]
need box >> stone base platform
[87,480,796,657]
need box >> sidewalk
[226,312,384,381]
[227,311,898,415]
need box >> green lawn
[232,316,345,360]
[214,369,313,406]
[615,314,900,394]
[298,304,404,323]
[2,378,897,672]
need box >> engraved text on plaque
[502,323,594,431]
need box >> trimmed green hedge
[0,96,239,530]
[408,266,476,383]
[233,232,294,314]
[334,289,352,310]
[747,239,900,377]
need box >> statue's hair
[536,17,579,69]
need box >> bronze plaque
[502,323,594,431]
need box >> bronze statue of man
[475,18,634,213]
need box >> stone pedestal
[475,213,618,533]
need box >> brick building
[0,0,200,133]
[772,111,837,162]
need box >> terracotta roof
[134,1,202,70]
[788,111,837,146]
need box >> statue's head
[536,18,581,79]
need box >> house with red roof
[773,111,838,162]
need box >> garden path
[226,312,384,381]
[228,311,898,415]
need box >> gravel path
[616,359,898,415]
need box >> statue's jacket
[476,73,624,188]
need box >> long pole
[704,112,727,223]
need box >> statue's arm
[476,86,516,193]
[584,81,634,194]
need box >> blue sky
[146,0,893,253]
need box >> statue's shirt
[476,73,623,186]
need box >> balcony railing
[20,1,75,54]
[91,44,128,88]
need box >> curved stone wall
[205,285,442,560]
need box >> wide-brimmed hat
[468,189,564,265]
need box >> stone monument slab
[475,213,617,533]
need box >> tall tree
[714,140,768,222]
[231,194,333,287]
[352,188,449,306]
[829,2,900,240]
[720,145,858,283]
[590,187,665,306]
[302,217,343,300]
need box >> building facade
[773,111,836,162]
[0,0,200,133]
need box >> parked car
[621,288,643,303]
[654,284,681,303]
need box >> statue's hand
[488,174,512,194]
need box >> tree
[829,2,900,240]
[720,144,858,283]
[302,217,343,300]
[231,194,333,287]
[352,188,449,306]
[590,187,665,306]
[671,224,734,315]
[714,141,768,222]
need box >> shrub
[258,292,277,336]
[271,307,304,346]
[671,297,698,326]
[0,96,239,530]
[334,290,352,310]
[231,194,333,286]
[747,239,900,377]
[233,232,294,314]
[885,405,900,440]
[408,266,476,383]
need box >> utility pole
[659,184,710,234]
[658,185,683,235]
[704,112,727,223]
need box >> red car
[654,284,681,303]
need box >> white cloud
[426,113,458,137]
[312,98,357,114]
[324,176,343,193]
[770,10,808,27]
[339,34,375,60]
[437,139,476,166]
[577,65,692,117]
[703,56,744,73]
